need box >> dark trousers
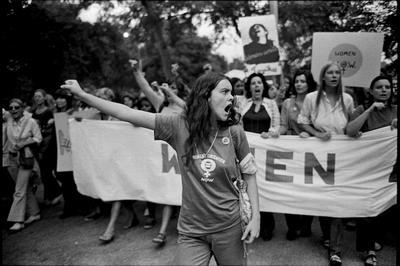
[285,214,313,234]
[38,158,61,201]
[260,211,275,236]
[356,217,377,252]
[56,171,85,214]
[319,216,331,240]
[319,217,344,256]
[146,202,156,218]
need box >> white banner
[54,109,101,172]
[69,119,397,217]
[311,32,384,88]
[54,113,72,172]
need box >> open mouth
[224,103,233,113]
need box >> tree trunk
[141,1,171,80]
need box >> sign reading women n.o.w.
[311,32,384,88]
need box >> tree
[3,0,135,105]
[95,1,228,85]
[278,1,398,75]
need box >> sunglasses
[9,105,21,110]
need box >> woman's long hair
[316,62,346,114]
[367,75,393,108]
[54,89,73,112]
[30,89,48,112]
[184,72,239,165]
[290,69,317,96]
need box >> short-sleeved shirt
[154,114,253,236]
[297,90,354,134]
[280,97,304,135]
[350,105,397,132]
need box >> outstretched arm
[160,83,186,110]
[61,80,155,130]
[129,60,165,112]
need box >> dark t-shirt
[154,114,251,236]
[32,108,54,156]
[32,108,54,137]
[350,105,397,132]
[244,40,280,64]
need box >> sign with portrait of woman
[238,15,282,76]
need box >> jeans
[320,217,344,256]
[175,222,246,265]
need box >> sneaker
[143,217,156,229]
[25,214,41,225]
[99,232,115,244]
[329,254,342,266]
[9,222,25,232]
[364,251,377,266]
[152,233,166,245]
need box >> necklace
[206,129,219,156]
[196,129,219,157]
[196,129,219,179]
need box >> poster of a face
[238,15,281,76]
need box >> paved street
[2,186,397,266]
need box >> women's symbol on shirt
[222,136,230,145]
[200,158,216,178]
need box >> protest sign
[311,32,384,88]
[238,15,282,76]
[54,109,101,172]
[70,120,397,217]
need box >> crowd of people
[2,60,397,266]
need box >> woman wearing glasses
[5,98,42,231]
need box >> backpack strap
[228,126,238,161]
[229,126,242,181]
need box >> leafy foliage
[3,0,135,105]
[4,0,397,106]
